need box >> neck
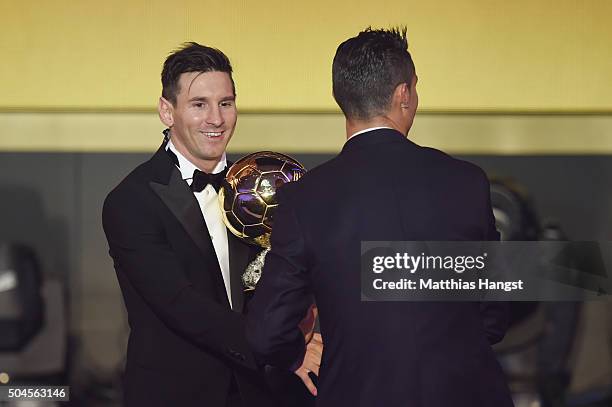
[345,115,406,139]
[169,138,221,173]
[195,158,220,174]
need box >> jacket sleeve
[102,187,257,370]
[246,186,312,369]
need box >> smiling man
[102,43,316,407]
[158,67,237,173]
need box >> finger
[303,351,321,368]
[307,344,323,360]
[303,357,321,376]
[295,369,318,396]
[308,341,324,354]
[303,361,321,376]
[309,338,323,349]
[309,338,322,348]
[301,361,320,376]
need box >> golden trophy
[219,151,306,291]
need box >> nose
[205,105,224,127]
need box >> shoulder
[419,146,488,185]
[275,154,342,201]
[103,158,155,218]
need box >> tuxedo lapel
[148,146,229,307]
[149,169,216,258]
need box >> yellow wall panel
[1,0,611,111]
[2,112,612,154]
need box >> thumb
[295,369,318,396]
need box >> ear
[396,83,411,109]
[158,97,174,127]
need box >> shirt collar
[166,139,227,181]
[347,126,394,141]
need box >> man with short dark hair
[247,28,514,406]
[103,42,318,407]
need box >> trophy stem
[242,247,271,291]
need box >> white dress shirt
[167,140,233,308]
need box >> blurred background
[1,0,611,405]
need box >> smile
[201,131,224,138]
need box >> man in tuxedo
[102,43,318,407]
[247,28,514,406]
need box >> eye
[220,100,235,108]
[193,102,205,108]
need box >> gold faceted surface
[219,151,306,248]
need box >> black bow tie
[191,168,227,193]
[165,147,227,192]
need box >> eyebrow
[187,95,236,103]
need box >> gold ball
[219,151,306,248]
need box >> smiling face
[159,70,237,172]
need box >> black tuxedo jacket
[102,143,277,406]
[247,129,514,407]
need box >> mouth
[200,130,224,139]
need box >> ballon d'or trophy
[218,151,306,295]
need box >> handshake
[295,304,323,397]
[222,152,322,395]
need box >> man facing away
[102,42,319,407]
[247,28,515,407]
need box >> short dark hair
[332,27,415,120]
[161,42,235,105]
